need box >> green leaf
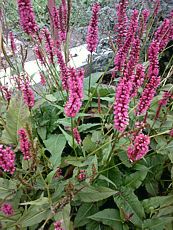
[84,72,103,91]
[114,187,145,227]
[19,206,50,227]
[142,195,173,213]
[74,203,98,227]
[0,178,17,199]
[78,123,100,132]
[142,217,173,230]
[44,134,66,168]
[1,95,30,144]
[20,195,49,206]
[77,186,117,202]
[124,169,148,190]
[83,135,97,153]
[88,209,123,230]
[37,127,47,140]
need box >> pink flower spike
[21,81,35,110]
[39,72,46,86]
[9,32,17,53]
[18,128,31,160]
[0,145,16,175]
[17,0,38,35]
[114,78,132,132]
[127,133,150,162]
[41,28,55,64]
[1,203,14,216]
[64,68,84,117]
[54,220,64,230]
[86,2,100,53]
[73,128,81,144]
[114,0,128,48]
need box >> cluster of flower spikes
[21,80,35,110]
[64,68,84,117]
[86,2,100,53]
[127,133,150,162]
[17,0,38,35]
[114,8,141,132]
[73,127,81,144]
[0,203,14,216]
[114,0,128,48]
[0,145,15,175]
[18,128,31,160]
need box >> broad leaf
[124,169,148,190]
[114,187,145,227]
[77,186,117,202]
[74,203,98,227]
[142,217,173,230]
[44,134,66,168]
[0,178,17,199]
[19,206,50,227]
[88,209,123,230]
[1,95,30,144]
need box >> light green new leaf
[44,134,66,168]
[88,209,123,230]
[77,186,117,202]
[114,187,145,227]
[1,95,30,145]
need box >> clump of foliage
[0,0,173,229]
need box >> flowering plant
[0,0,173,229]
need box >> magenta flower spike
[17,0,38,35]
[18,128,31,160]
[86,2,100,53]
[127,133,150,162]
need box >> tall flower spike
[0,145,16,175]
[127,133,150,162]
[59,0,68,42]
[114,0,128,48]
[130,64,145,98]
[114,9,139,73]
[41,28,55,64]
[86,2,100,53]
[56,48,68,90]
[114,78,132,132]
[18,128,31,160]
[17,0,38,35]
[73,128,81,144]
[64,68,84,117]
[21,81,35,110]
[9,32,16,53]
[136,40,160,115]
[154,18,171,52]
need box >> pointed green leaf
[88,209,123,230]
